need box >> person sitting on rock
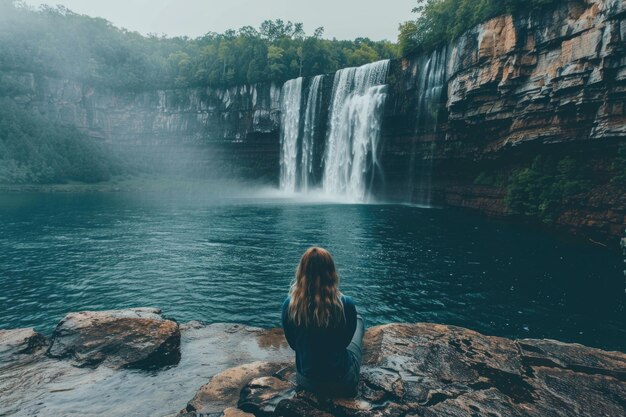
[281,246,365,397]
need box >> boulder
[181,323,626,417]
[47,307,181,369]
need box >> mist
[0,1,400,189]
[20,0,415,41]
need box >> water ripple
[0,191,624,351]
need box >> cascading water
[278,60,390,200]
[300,75,324,192]
[323,60,390,202]
[409,48,448,206]
[279,78,303,192]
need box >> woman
[281,247,365,397]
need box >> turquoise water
[0,189,624,351]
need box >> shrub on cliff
[611,144,626,186]
[0,98,124,184]
[399,0,561,55]
[505,155,591,224]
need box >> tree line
[0,1,397,91]
[399,0,561,55]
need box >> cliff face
[382,0,626,245]
[3,71,282,179]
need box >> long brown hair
[288,247,345,328]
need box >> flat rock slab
[0,328,47,361]
[47,307,181,369]
[1,321,291,417]
[181,323,626,417]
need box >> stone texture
[381,0,626,246]
[183,323,626,417]
[47,307,181,369]
[180,361,291,416]
[1,70,282,180]
[0,328,47,360]
[442,0,624,149]
[1,321,291,417]
[1,315,624,417]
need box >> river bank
[1,308,624,417]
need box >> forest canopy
[0,0,567,90]
[0,0,397,91]
[398,0,561,55]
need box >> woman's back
[282,295,357,381]
[281,247,364,397]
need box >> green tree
[0,3,398,89]
[267,45,286,79]
[399,0,560,55]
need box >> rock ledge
[1,311,624,417]
[179,323,626,417]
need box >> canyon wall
[2,70,282,179]
[382,0,626,245]
[2,0,624,245]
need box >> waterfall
[279,78,303,192]
[409,48,448,206]
[323,60,390,202]
[278,60,390,201]
[301,75,324,192]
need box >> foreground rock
[2,311,624,417]
[0,317,291,417]
[181,324,626,417]
[180,361,291,416]
[0,328,47,360]
[46,307,181,369]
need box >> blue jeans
[296,315,365,397]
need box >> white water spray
[323,60,390,202]
[409,48,448,206]
[301,75,324,192]
[279,78,303,192]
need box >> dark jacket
[281,295,357,382]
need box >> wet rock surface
[180,324,626,417]
[0,328,47,359]
[1,311,624,417]
[178,361,292,417]
[0,312,291,417]
[46,307,181,369]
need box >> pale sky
[21,0,416,41]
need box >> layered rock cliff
[2,70,282,179]
[382,0,626,245]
